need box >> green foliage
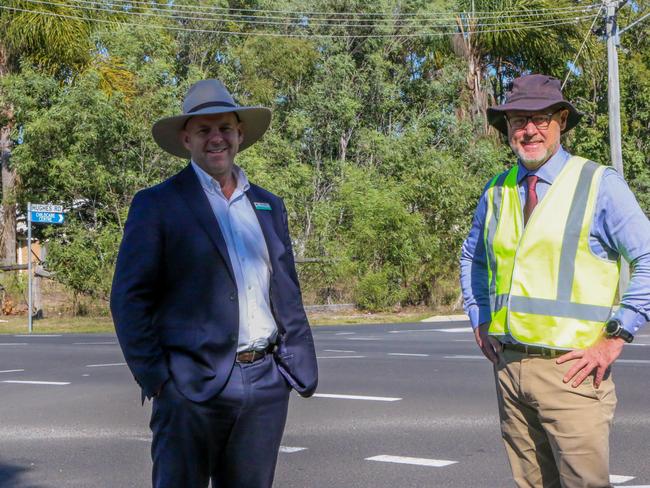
[1,0,649,313]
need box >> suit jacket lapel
[173,165,236,283]
[245,187,284,268]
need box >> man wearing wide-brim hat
[111,79,318,488]
[460,74,650,487]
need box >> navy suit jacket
[110,164,318,403]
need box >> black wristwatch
[604,319,634,343]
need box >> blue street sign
[30,211,65,224]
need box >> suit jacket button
[229,293,236,301]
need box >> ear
[237,123,244,145]
[559,109,569,131]
[181,130,192,150]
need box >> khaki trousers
[494,348,617,488]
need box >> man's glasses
[506,111,559,131]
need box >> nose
[207,128,224,142]
[523,120,538,136]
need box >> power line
[5,0,602,22]
[562,3,604,89]
[14,0,599,30]
[0,4,595,38]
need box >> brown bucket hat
[152,79,272,158]
[487,74,582,135]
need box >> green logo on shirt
[254,202,272,211]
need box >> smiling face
[181,112,244,181]
[506,109,568,170]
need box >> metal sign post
[26,203,65,333]
[27,203,33,334]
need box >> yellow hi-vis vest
[484,156,619,350]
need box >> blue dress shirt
[460,146,650,337]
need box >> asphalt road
[1,321,649,488]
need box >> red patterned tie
[524,175,539,226]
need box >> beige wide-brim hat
[152,79,272,158]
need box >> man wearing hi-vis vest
[460,74,650,488]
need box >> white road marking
[86,362,127,368]
[0,369,25,374]
[389,328,439,334]
[2,380,70,386]
[324,349,356,353]
[73,341,117,345]
[454,339,475,342]
[313,393,401,402]
[617,359,650,364]
[435,327,473,333]
[14,334,61,337]
[346,337,382,341]
[387,353,429,357]
[610,475,635,483]
[366,455,457,467]
[82,374,90,377]
[444,355,485,360]
[627,343,649,346]
[279,446,307,453]
[317,355,366,359]
[335,332,355,335]
[0,343,28,346]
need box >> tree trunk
[0,43,17,265]
[0,110,17,266]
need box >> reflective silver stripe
[494,294,508,312]
[487,171,510,311]
[556,161,600,301]
[509,295,611,322]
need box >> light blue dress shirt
[460,146,650,337]
[192,161,278,352]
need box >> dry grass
[0,316,114,334]
[0,307,439,334]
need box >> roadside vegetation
[1,1,648,318]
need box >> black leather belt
[502,343,563,358]
[236,344,276,363]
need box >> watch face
[606,320,620,335]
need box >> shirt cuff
[467,305,492,329]
[611,305,649,335]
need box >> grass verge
[0,307,441,334]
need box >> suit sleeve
[110,190,169,398]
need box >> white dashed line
[335,332,355,335]
[86,363,127,368]
[14,334,61,337]
[2,380,70,386]
[444,355,485,360]
[617,360,650,365]
[0,369,25,374]
[73,341,117,345]
[610,475,635,483]
[279,446,307,453]
[387,353,429,357]
[434,327,473,333]
[366,455,457,467]
[388,329,439,334]
[313,393,401,402]
[346,337,382,341]
[323,349,356,353]
[0,343,28,346]
[317,355,366,359]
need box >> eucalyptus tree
[0,0,93,264]
[453,0,590,132]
